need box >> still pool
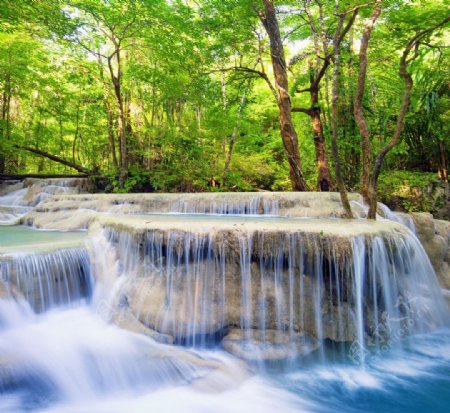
[0,226,86,255]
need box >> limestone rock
[112,307,174,345]
[222,328,320,361]
[22,192,362,230]
[412,213,450,291]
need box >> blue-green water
[0,225,449,413]
[271,329,450,413]
[0,226,86,255]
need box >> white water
[0,179,87,225]
[351,198,416,232]
[0,248,91,312]
[94,220,447,362]
[168,196,279,215]
[0,255,308,413]
[1,181,450,412]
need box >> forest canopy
[0,0,449,209]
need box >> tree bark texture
[107,45,128,188]
[354,0,382,205]
[260,0,309,191]
[330,10,353,218]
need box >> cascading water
[0,178,88,225]
[92,216,448,365]
[1,181,450,413]
[168,196,279,215]
[0,248,92,312]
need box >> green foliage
[0,0,448,211]
[378,171,445,213]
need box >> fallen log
[14,145,93,174]
[0,174,90,180]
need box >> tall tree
[354,0,382,206]
[354,0,450,218]
[256,0,309,191]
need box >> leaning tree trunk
[260,0,309,191]
[15,145,92,174]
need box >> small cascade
[169,196,279,215]
[0,232,253,412]
[0,248,92,312]
[93,217,448,363]
[351,198,416,232]
[0,178,89,224]
[377,203,416,232]
[0,302,250,412]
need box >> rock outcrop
[411,213,450,294]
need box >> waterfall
[169,196,279,215]
[93,219,448,363]
[1,183,449,412]
[0,178,88,225]
[0,248,92,313]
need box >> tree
[256,0,309,191]
[354,0,450,218]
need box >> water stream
[0,180,449,412]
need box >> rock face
[412,213,450,292]
[89,214,448,361]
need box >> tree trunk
[354,0,382,205]
[72,103,80,164]
[105,99,118,168]
[310,86,333,191]
[260,0,309,191]
[15,145,92,174]
[438,140,448,183]
[224,77,252,177]
[330,12,353,218]
[366,15,450,219]
[99,61,118,170]
[0,72,11,174]
[107,46,127,188]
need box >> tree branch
[208,66,277,100]
[292,107,313,116]
[15,145,93,174]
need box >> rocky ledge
[86,214,445,361]
[22,192,361,230]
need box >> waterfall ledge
[90,214,448,361]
